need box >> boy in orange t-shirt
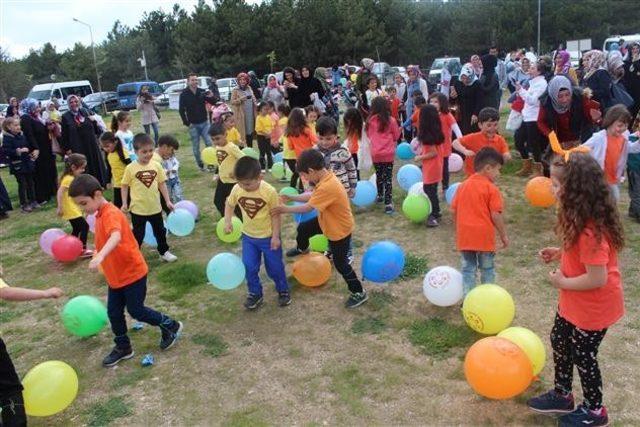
[451,147,509,294]
[452,107,511,176]
[69,174,183,367]
[271,149,367,309]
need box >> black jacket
[178,87,216,126]
[1,131,36,175]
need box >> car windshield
[60,86,92,99]
[27,90,51,101]
[431,59,445,70]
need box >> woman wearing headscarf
[623,42,640,117]
[262,74,286,109]
[355,58,380,116]
[582,50,613,111]
[296,65,325,109]
[314,67,339,121]
[230,72,258,147]
[19,98,58,204]
[5,97,19,117]
[403,65,429,123]
[282,66,304,109]
[470,55,483,78]
[479,54,500,110]
[60,95,107,186]
[450,63,482,135]
[247,71,262,99]
[553,50,578,86]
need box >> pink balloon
[51,235,83,263]
[39,228,66,256]
[86,213,96,233]
[174,200,198,220]
[449,153,464,173]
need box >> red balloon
[51,235,83,263]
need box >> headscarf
[19,98,38,116]
[525,52,538,65]
[480,54,497,77]
[555,50,571,74]
[267,74,278,89]
[236,72,249,89]
[361,58,374,71]
[607,50,624,82]
[547,76,573,114]
[582,50,607,80]
[631,42,640,62]
[459,63,478,85]
[406,65,421,81]
[66,95,85,124]
[608,42,620,52]
[470,55,483,76]
[314,67,331,94]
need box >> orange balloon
[464,337,533,399]
[292,253,332,287]
[525,177,556,208]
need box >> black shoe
[278,291,292,307]
[345,291,368,308]
[102,346,135,367]
[160,320,183,351]
[323,250,333,261]
[558,405,609,427]
[244,294,264,310]
[286,247,307,258]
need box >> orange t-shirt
[421,143,445,185]
[458,132,509,176]
[308,172,354,241]
[95,202,148,288]
[451,173,504,252]
[604,135,624,184]
[346,134,359,155]
[439,112,457,157]
[411,108,421,132]
[558,226,624,330]
[288,127,318,158]
[390,98,400,120]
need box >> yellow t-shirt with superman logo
[216,143,245,184]
[121,160,166,215]
[227,181,279,238]
[226,127,242,146]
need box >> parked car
[155,82,186,107]
[27,80,93,111]
[159,76,211,92]
[83,91,119,114]
[117,81,162,110]
[427,57,462,88]
[217,78,238,102]
[603,34,640,52]
[372,62,394,87]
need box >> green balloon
[242,147,259,159]
[61,295,108,337]
[402,194,431,223]
[216,217,243,243]
[309,234,329,252]
[279,186,298,205]
[271,163,292,180]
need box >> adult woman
[60,95,107,186]
[5,97,19,117]
[19,99,57,204]
[404,65,429,121]
[262,74,286,108]
[479,54,500,110]
[450,63,481,134]
[230,72,257,147]
[470,55,483,78]
[297,66,325,108]
[554,50,578,85]
[136,85,160,145]
[582,50,613,111]
[282,67,304,109]
[624,42,640,117]
[314,67,339,121]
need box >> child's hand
[548,269,565,289]
[539,247,561,263]
[212,174,219,183]
[224,222,233,234]
[348,188,356,198]
[500,235,509,249]
[280,194,291,203]
[464,149,475,157]
[56,207,63,217]
[121,204,128,213]
[270,206,285,216]
[89,253,104,270]
[270,236,281,250]
[589,108,602,121]
[166,201,174,211]
[45,287,64,298]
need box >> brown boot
[515,158,533,177]
[532,162,544,177]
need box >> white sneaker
[161,251,178,262]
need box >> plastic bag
[311,92,326,114]
[357,131,372,172]
[505,109,523,132]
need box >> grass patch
[351,316,387,335]
[367,289,396,311]
[398,253,428,281]
[85,396,133,426]
[0,309,20,323]
[156,262,205,301]
[192,333,229,357]
[111,368,151,390]
[408,318,476,357]
[6,222,63,239]
[223,406,270,427]
[0,254,22,268]
[328,365,372,414]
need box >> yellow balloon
[498,326,546,377]
[201,147,218,166]
[23,361,79,417]
[350,73,357,82]
[462,284,515,335]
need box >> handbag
[505,109,523,131]
[610,82,634,108]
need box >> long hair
[110,110,130,133]
[551,153,624,251]
[100,131,131,166]
[418,104,444,146]
[343,107,363,140]
[285,107,307,137]
[429,92,450,114]
[367,96,391,132]
[63,153,87,177]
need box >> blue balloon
[129,153,138,162]
[167,208,195,236]
[273,152,284,163]
[445,182,461,205]
[352,180,377,207]
[293,202,318,223]
[397,164,422,191]
[207,253,245,290]
[361,241,405,283]
[396,142,415,160]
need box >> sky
[0,0,208,59]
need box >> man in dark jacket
[179,73,216,170]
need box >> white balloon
[408,181,428,198]
[423,266,464,307]
[449,153,464,173]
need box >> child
[0,266,62,426]
[100,131,132,208]
[316,116,357,197]
[68,174,183,367]
[414,104,445,227]
[1,117,37,212]
[366,96,401,213]
[272,149,367,308]
[527,152,624,427]
[121,133,177,262]
[582,105,640,200]
[286,107,318,190]
[452,107,511,176]
[210,122,244,218]
[112,111,134,154]
[156,135,183,204]
[365,76,384,107]
[343,107,364,179]
[255,101,275,171]
[224,157,289,309]
[628,115,640,222]
[222,113,243,147]
[429,92,463,192]
[451,147,508,294]
[276,104,291,182]
[269,101,282,149]
[57,153,93,256]
[304,105,319,136]
[387,86,401,129]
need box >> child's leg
[242,235,264,296]
[373,163,384,200]
[551,313,576,395]
[214,182,231,217]
[151,122,160,146]
[148,213,169,255]
[0,338,27,427]
[257,136,268,170]
[25,174,36,204]
[478,252,495,284]
[172,178,183,203]
[629,167,640,218]
[69,217,89,248]
[112,187,123,208]
[570,323,607,410]
[107,286,131,349]
[381,163,394,205]
[329,235,363,294]
[286,159,299,189]
[122,275,177,331]
[14,175,27,207]
[295,217,323,251]
[460,251,478,295]
[608,184,620,201]
[351,153,360,180]
[260,238,289,293]
[442,156,450,191]
[130,213,147,248]
[423,183,440,218]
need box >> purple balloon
[174,200,198,219]
[39,228,67,256]
[86,213,96,233]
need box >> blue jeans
[167,176,183,203]
[188,121,212,168]
[242,234,289,297]
[107,275,175,348]
[143,122,160,146]
[460,251,495,295]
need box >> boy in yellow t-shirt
[272,149,367,309]
[255,102,275,172]
[224,157,289,310]
[121,133,177,262]
[209,122,244,217]
[222,113,243,147]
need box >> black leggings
[69,217,89,248]
[245,133,253,148]
[257,135,273,170]
[423,183,440,218]
[131,212,169,255]
[374,162,393,205]
[213,181,242,219]
[551,313,607,410]
[441,156,450,190]
[352,153,360,180]
[514,125,528,158]
[14,173,36,206]
[524,121,547,162]
[285,159,302,190]
[0,338,26,427]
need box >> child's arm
[549,265,608,291]
[281,192,311,203]
[270,211,282,250]
[223,202,235,233]
[89,230,121,270]
[120,184,129,212]
[271,202,313,216]
[452,138,474,157]
[451,123,463,139]
[158,181,174,211]
[490,212,509,249]
[56,183,66,217]
[415,146,437,161]
[0,285,63,301]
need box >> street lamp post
[73,18,106,113]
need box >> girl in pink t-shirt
[528,152,624,427]
[428,92,462,193]
[414,104,444,227]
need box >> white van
[27,80,93,110]
[159,76,211,91]
[603,34,640,53]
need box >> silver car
[216,78,238,102]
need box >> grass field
[1,108,639,426]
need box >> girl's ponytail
[111,111,129,133]
[63,153,87,177]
